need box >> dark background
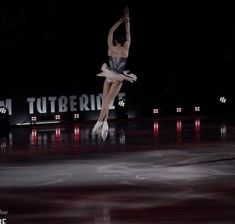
[1,1,235,117]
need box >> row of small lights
[30,113,80,124]
[153,106,201,114]
[153,96,228,115]
[28,96,229,124]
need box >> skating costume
[106,56,127,82]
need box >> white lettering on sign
[2,92,126,116]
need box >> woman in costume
[92,6,137,140]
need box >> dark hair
[113,34,126,45]
[113,25,126,45]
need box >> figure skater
[92,6,136,140]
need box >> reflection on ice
[0,117,234,153]
[220,124,227,139]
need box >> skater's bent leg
[103,81,123,121]
[100,81,123,140]
[98,79,112,122]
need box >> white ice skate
[101,121,109,141]
[92,121,103,134]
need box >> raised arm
[107,18,123,47]
[123,6,131,49]
[124,18,131,48]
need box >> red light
[31,129,37,145]
[177,120,182,133]
[154,121,159,134]
[153,121,159,143]
[194,118,201,142]
[74,125,80,142]
[55,128,61,142]
[195,119,200,130]
[176,119,182,144]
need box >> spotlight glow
[118,100,125,107]
[31,116,37,122]
[219,96,226,103]
[0,107,7,114]
[176,107,182,113]
[153,108,159,114]
[55,114,61,120]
